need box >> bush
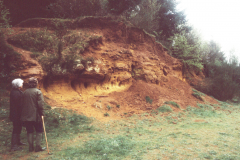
[168,31,203,76]
[192,89,205,101]
[107,105,111,110]
[196,63,240,101]
[7,29,58,52]
[47,0,103,18]
[104,113,110,117]
[156,105,172,113]
[0,32,21,79]
[210,74,239,101]
[0,0,11,29]
[107,0,142,16]
[145,96,153,104]
[164,101,180,108]
[30,52,42,58]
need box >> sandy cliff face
[6,17,216,121]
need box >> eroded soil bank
[6,17,218,121]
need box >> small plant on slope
[164,101,180,108]
[192,88,205,101]
[104,113,110,117]
[145,96,153,104]
[107,105,112,110]
[157,105,173,113]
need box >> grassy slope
[1,86,240,160]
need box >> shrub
[38,42,83,76]
[107,105,111,110]
[104,113,110,117]
[30,52,42,58]
[164,101,180,108]
[7,29,58,52]
[0,32,21,79]
[145,96,153,104]
[196,54,240,101]
[47,0,103,18]
[192,88,205,101]
[116,104,120,108]
[107,0,141,16]
[0,0,11,29]
[156,105,172,113]
[168,31,203,75]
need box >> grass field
[1,89,240,159]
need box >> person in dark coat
[10,78,26,151]
[21,77,46,152]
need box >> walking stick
[42,116,50,154]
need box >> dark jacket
[21,88,45,122]
[9,88,23,122]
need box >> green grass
[192,88,205,101]
[164,101,180,108]
[0,91,94,157]
[43,107,94,137]
[184,103,221,118]
[1,86,240,159]
[58,136,134,159]
[156,105,172,113]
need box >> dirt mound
[5,17,218,121]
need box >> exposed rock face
[9,17,183,86]
[5,17,205,121]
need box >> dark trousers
[12,120,22,134]
[24,121,44,133]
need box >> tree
[47,0,103,18]
[128,0,161,32]
[0,0,20,78]
[200,41,225,77]
[3,0,54,25]
[107,0,142,18]
[168,31,203,76]
[155,0,190,41]
[0,0,11,29]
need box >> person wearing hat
[21,77,46,152]
[10,78,26,151]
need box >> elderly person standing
[21,77,46,152]
[10,78,26,151]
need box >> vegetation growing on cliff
[1,0,240,101]
[0,0,20,79]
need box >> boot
[17,134,26,145]
[27,133,34,152]
[35,132,46,152]
[11,134,22,151]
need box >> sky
[176,0,240,62]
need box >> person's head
[12,78,24,89]
[28,77,38,88]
